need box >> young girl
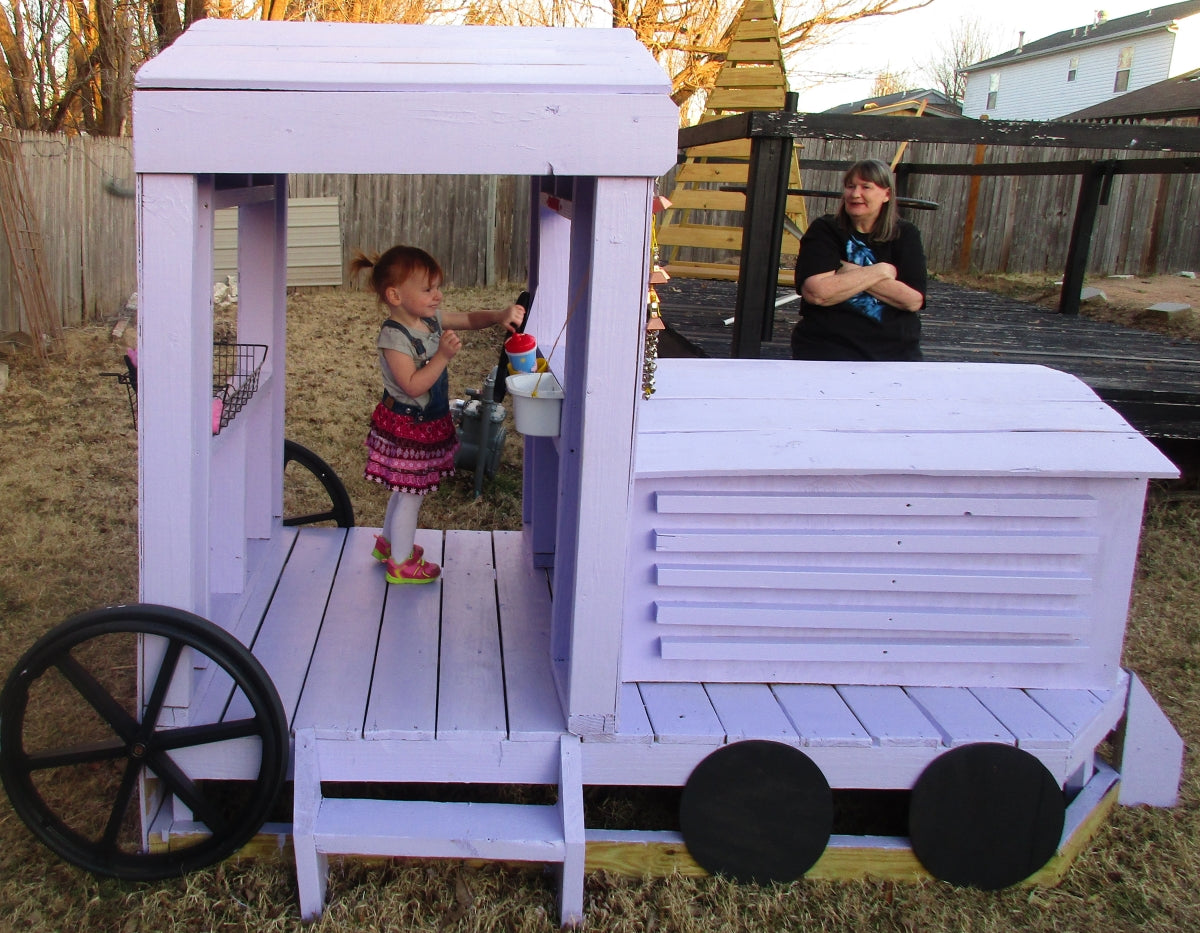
[351,246,524,584]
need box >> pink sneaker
[384,554,441,585]
[373,535,422,563]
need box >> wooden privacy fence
[662,127,1200,280]
[0,130,135,336]
[288,173,528,292]
[675,111,1200,358]
[0,130,530,335]
[5,122,1200,336]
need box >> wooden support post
[1059,160,1116,315]
[958,144,987,273]
[732,94,795,358]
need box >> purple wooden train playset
[0,21,1184,926]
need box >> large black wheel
[679,740,833,884]
[909,743,1066,890]
[284,439,354,527]
[0,605,288,881]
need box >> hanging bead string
[643,193,668,399]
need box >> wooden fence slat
[4,127,1199,338]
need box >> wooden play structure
[0,20,1186,927]
[655,0,807,281]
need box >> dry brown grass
[2,284,1200,931]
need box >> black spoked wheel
[283,439,354,527]
[0,605,289,881]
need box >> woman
[791,159,927,361]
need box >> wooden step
[294,730,585,926]
[312,797,567,862]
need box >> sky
[787,0,1166,111]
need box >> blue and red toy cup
[505,332,538,373]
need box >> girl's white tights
[384,490,423,561]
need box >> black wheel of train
[284,439,355,527]
[0,604,288,881]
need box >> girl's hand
[500,304,526,333]
[438,329,463,360]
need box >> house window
[1114,47,1133,92]
[1067,57,1078,82]
[986,73,1000,110]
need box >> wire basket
[213,342,268,432]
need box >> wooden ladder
[0,127,60,356]
[656,0,807,283]
[293,731,585,926]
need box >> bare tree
[921,15,999,103]
[0,1,41,129]
[494,1,935,117]
[870,66,911,97]
[1,0,938,134]
[264,1,471,21]
[777,0,931,53]
[0,1,214,134]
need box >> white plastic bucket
[506,372,564,437]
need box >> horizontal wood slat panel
[655,224,745,250]
[714,67,787,88]
[654,602,1087,635]
[659,636,1087,665]
[655,565,1093,595]
[653,492,1099,518]
[675,162,751,184]
[707,90,787,111]
[654,530,1101,555]
[664,189,807,213]
[726,41,781,62]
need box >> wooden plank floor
[180,524,1129,795]
[656,277,1200,442]
[238,526,564,745]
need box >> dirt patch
[938,272,1200,340]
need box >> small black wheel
[679,740,833,884]
[284,439,355,527]
[909,743,1066,890]
[0,604,289,881]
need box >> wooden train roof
[132,20,679,177]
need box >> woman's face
[842,174,891,231]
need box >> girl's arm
[442,304,525,332]
[383,330,463,398]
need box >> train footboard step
[292,731,586,926]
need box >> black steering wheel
[493,290,533,404]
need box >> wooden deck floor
[656,277,1200,442]
[182,524,1128,793]
[220,525,563,746]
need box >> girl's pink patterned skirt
[364,402,459,494]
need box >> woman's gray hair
[836,158,900,242]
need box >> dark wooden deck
[656,277,1200,451]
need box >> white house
[961,2,1200,120]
